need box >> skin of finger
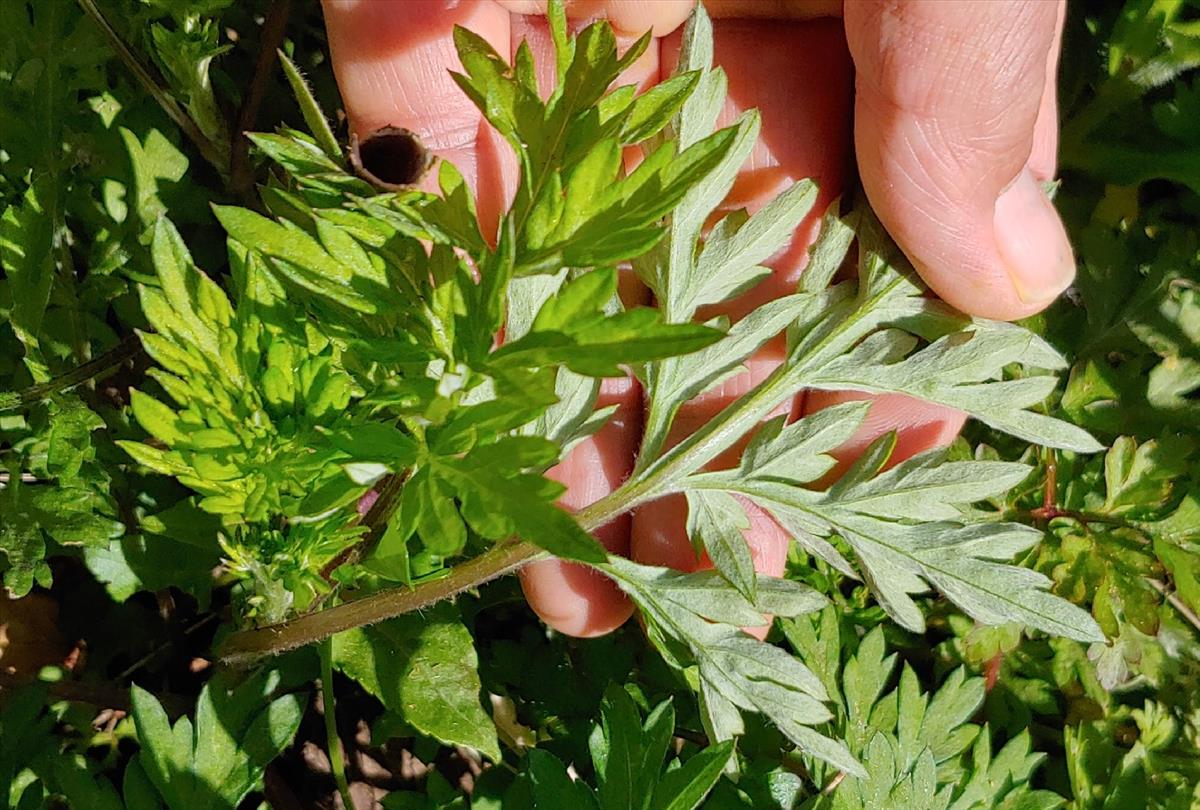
[497,0,841,33]
[497,0,694,35]
[321,0,516,232]
[809,3,1059,470]
[845,0,1069,321]
[630,19,854,591]
[519,377,641,637]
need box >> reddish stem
[984,653,1003,692]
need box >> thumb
[845,0,1071,321]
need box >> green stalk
[582,360,798,520]
[320,638,356,810]
[0,334,143,412]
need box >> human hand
[320,0,1072,636]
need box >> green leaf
[1102,435,1188,517]
[574,682,736,810]
[120,126,192,226]
[52,756,125,810]
[530,266,618,333]
[791,617,1060,809]
[526,749,600,809]
[1150,494,1200,613]
[332,603,501,762]
[686,489,756,602]
[603,557,825,630]
[123,757,165,810]
[148,17,229,158]
[640,294,821,463]
[647,741,734,810]
[619,71,701,144]
[438,455,607,564]
[603,556,846,772]
[146,216,234,373]
[596,685,641,810]
[0,183,56,381]
[131,672,305,810]
[800,202,857,294]
[737,401,870,485]
[276,50,342,163]
[803,324,1104,454]
[685,422,1102,640]
[44,396,106,480]
[0,686,60,807]
[501,266,725,379]
[83,526,219,607]
[329,423,419,468]
[493,309,724,377]
[212,205,379,313]
[130,389,187,445]
[1,470,123,596]
[823,453,1033,522]
[687,179,817,314]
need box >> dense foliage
[0,1,1197,808]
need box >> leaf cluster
[785,609,1065,810]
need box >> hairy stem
[1008,506,1142,532]
[589,360,797,518]
[219,539,545,665]
[0,672,190,718]
[317,471,409,584]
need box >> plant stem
[1147,579,1200,635]
[0,672,190,718]
[219,539,544,665]
[1009,506,1139,531]
[319,638,356,810]
[220,247,914,665]
[821,771,847,796]
[217,281,896,665]
[229,0,293,205]
[0,334,143,413]
[318,471,408,584]
[75,0,226,173]
[584,360,797,519]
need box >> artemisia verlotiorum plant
[107,3,1105,775]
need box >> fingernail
[993,168,1075,308]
